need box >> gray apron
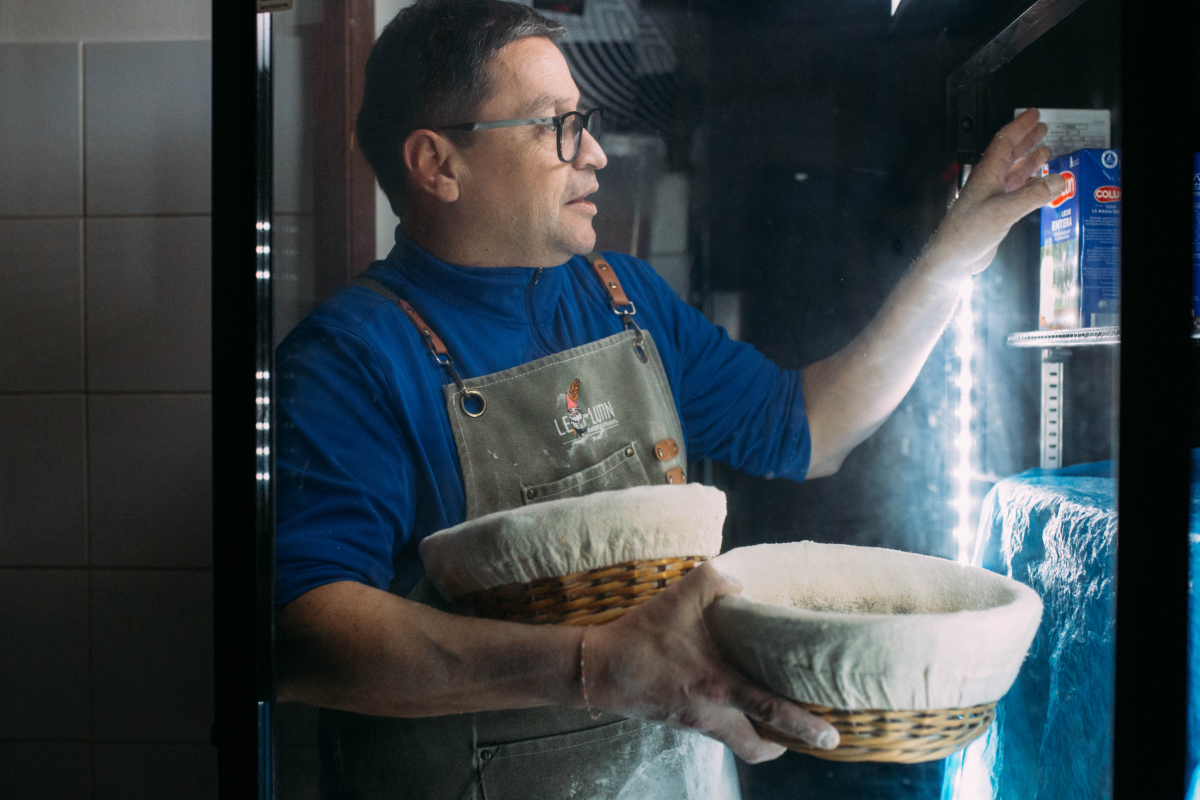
[320,255,740,800]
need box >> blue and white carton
[1038,148,1122,330]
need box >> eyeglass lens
[562,110,602,162]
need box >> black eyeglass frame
[439,108,603,163]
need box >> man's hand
[585,563,839,763]
[925,108,1066,278]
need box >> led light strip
[952,278,975,565]
[946,274,995,800]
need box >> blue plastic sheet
[946,462,1117,800]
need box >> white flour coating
[708,542,1043,710]
[614,733,739,800]
[726,542,1015,615]
[419,484,726,598]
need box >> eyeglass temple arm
[438,117,556,132]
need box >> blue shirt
[275,232,812,607]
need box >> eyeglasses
[440,108,603,163]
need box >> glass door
[210,0,1195,797]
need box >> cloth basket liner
[708,542,1043,711]
[419,484,726,599]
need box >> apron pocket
[521,443,649,505]
[473,718,740,800]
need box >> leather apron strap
[352,275,487,417]
[356,251,645,381]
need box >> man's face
[451,36,607,266]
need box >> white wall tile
[85,41,211,215]
[91,569,213,741]
[86,217,211,392]
[0,219,83,391]
[0,43,82,216]
[0,396,87,566]
[0,570,90,739]
[88,394,211,568]
[0,0,210,43]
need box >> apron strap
[586,252,633,311]
[586,252,646,362]
[352,275,485,416]
[354,254,647,390]
[352,275,450,357]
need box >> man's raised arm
[801,108,1067,478]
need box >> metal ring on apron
[613,303,649,363]
[632,332,647,363]
[460,389,487,418]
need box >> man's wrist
[549,626,589,710]
[912,233,972,289]
[574,622,615,711]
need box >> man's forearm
[275,567,841,762]
[801,111,1061,478]
[276,580,584,717]
[801,245,966,478]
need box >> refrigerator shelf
[1006,327,1121,348]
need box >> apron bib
[319,256,740,800]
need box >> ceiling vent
[542,0,678,135]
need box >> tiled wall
[0,39,215,798]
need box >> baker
[274,1,1064,797]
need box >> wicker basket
[457,556,707,626]
[753,701,997,763]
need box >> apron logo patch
[554,378,619,445]
[564,379,588,435]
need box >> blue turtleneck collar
[379,225,570,325]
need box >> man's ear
[402,129,461,204]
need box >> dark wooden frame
[312,0,377,300]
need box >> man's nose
[573,129,607,170]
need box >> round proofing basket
[459,556,709,626]
[708,542,1042,764]
[418,484,727,621]
[753,702,997,763]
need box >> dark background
[628,0,1119,795]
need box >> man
[274,1,1064,797]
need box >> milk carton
[1038,148,1121,329]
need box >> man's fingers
[1003,145,1052,192]
[1002,107,1043,144]
[727,680,839,751]
[1011,122,1049,161]
[701,710,788,764]
[976,109,1044,182]
[676,562,743,608]
[995,173,1066,221]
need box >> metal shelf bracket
[1039,348,1070,468]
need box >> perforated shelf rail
[1006,327,1121,348]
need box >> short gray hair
[357,0,565,214]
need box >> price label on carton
[1015,109,1111,159]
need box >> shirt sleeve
[623,257,811,482]
[274,318,417,608]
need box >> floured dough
[419,484,726,598]
[708,542,1043,710]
